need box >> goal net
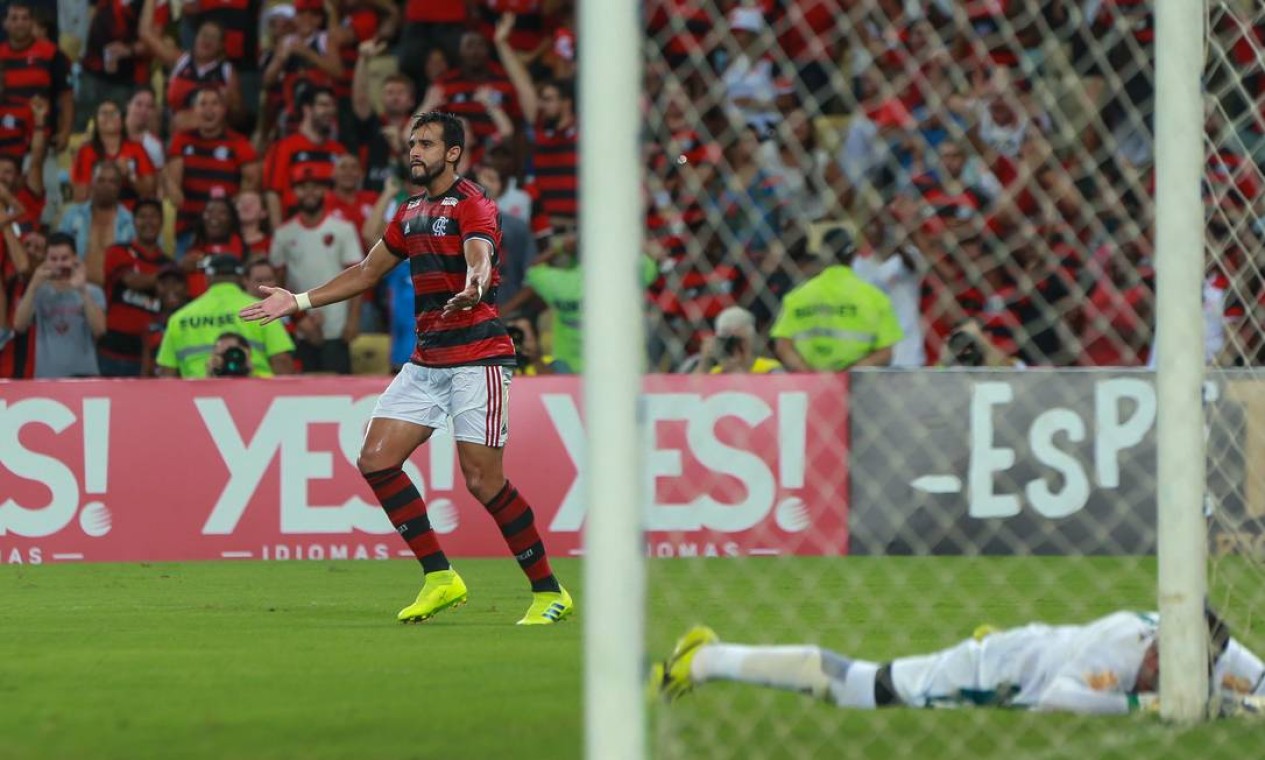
[629,0,1265,756]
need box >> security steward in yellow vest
[156,255,296,378]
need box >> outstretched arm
[443,238,493,317]
[240,239,400,324]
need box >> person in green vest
[771,228,902,371]
[156,255,296,378]
[507,238,658,373]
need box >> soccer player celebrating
[240,111,573,626]
[652,608,1265,715]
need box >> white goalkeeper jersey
[891,611,1156,714]
[891,610,1265,714]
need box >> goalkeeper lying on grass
[651,608,1265,716]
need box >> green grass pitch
[2,557,1261,759]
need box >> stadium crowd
[2,0,1263,379]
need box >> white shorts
[890,639,984,708]
[372,364,512,447]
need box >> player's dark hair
[46,231,76,253]
[822,227,857,265]
[411,111,465,168]
[133,198,164,220]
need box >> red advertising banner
[0,374,848,564]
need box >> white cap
[265,3,296,21]
[728,7,765,33]
[715,306,756,338]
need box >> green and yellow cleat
[651,625,719,702]
[516,587,575,625]
[397,569,468,623]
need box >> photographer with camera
[693,306,782,375]
[207,332,254,377]
[155,254,295,378]
[504,315,554,376]
[941,319,1024,369]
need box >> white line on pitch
[748,549,781,556]
[220,551,254,559]
[51,553,84,561]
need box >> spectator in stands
[182,196,246,297]
[718,124,784,260]
[1078,221,1154,367]
[124,89,165,170]
[0,71,35,161]
[58,161,135,287]
[329,0,398,112]
[243,257,280,300]
[140,0,241,133]
[179,0,265,134]
[394,0,468,93]
[475,163,536,308]
[0,94,47,235]
[139,265,189,376]
[262,0,343,136]
[692,306,782,375]
[911,136,1001,222]
[851,212,927,367]
[759,108,850,228]
[97,199,169,377]
[12,232,106,378]
[268,168,362,374]
[262,85,347,227]
[0,226,42,378]
[381,252,415,373]
[156,254,295,378]
[504,313,553,376]
[418,28,520,147]
[771,228,902,372]
[71,100,158,208]
[236,191,273,259]
[78,0,159,132]
[719,6,791,136]
[496,13,577,234]
[474,159,528,224]
[327,154,377,244]
[167,87,260,258]
[349,41,416,192]
[0,1,72,154]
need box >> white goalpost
[1154,0,1210,723]
[579,0,646,756]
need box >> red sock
[483,481,559,592]
[363,467,449,573]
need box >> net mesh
[637,1,1265,756]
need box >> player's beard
[410,160,442,185]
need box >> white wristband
[476,282,483,302]
[294,291,312,311]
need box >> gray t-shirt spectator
[32,284,107,378]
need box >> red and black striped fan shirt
[99,241,168,360]
[165,54,234,112]
[0,38,61,103]
[263,132,346,216]
[169,128,258,234]
[532,121,577,223]
[383,177,516,368]
[0,95,33,158]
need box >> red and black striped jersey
[0,254,34,378]
[279,32,336,121]
[382,176,515,368]
[166,53,234,112]
[189,0,261,66]
[169,128,259,234]
[0,95,32,158]
[12,180,43,235]
[532,121,578,222]
[100,241,167,359]
[477,0,552,54]
[72,139,157,211]
[434,65,521,144]
[0,38,64,103]
[262,132,347,215]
